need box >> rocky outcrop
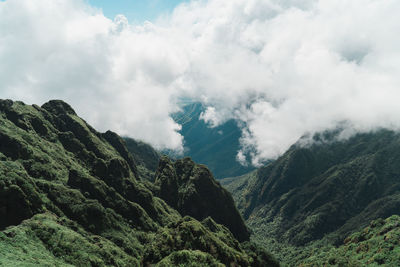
[154,156,250,242]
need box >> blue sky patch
[87,0,188,23]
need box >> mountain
[171,102,254,179]
[122,137,160,181]
[5,98,399,266]
[123,137,159,172]
[154,156,250,242]
[0,99,278,266]
[223,129,400,264]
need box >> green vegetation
[0,213,139,266]
[223,129,400,265]
[4,98,399,266]
[123,137,160,172]
[123,137,160,181]
[300,215,400,266]
[154,156,250,242]
[0,99,277,266]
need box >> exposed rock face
[0,99,277,266]
[154,156,250,242]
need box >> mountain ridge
[223,129,400,265]
[0,99,278,266]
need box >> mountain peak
[42,100,77,116]
[155,156,250,242]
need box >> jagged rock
[155,156,250,242]
[41,100,77,116]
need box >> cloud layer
[1,0,399,165]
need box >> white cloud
[0,0,400,164]
[0,0,185,151]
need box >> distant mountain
[222,129,400,264]
[171,102,254,179]
[122,137,160,181]
[0,99,278,266]
[123,137,160,172]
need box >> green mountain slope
[299,215,400,266]
[0,99,278,266]
[223,130,400,264]
[171,102,254,179]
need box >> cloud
[0,0,185,151]
[171,0,400,165]
[0,0,399,165]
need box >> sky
[0,0,400,166]
[87,0,188,23]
